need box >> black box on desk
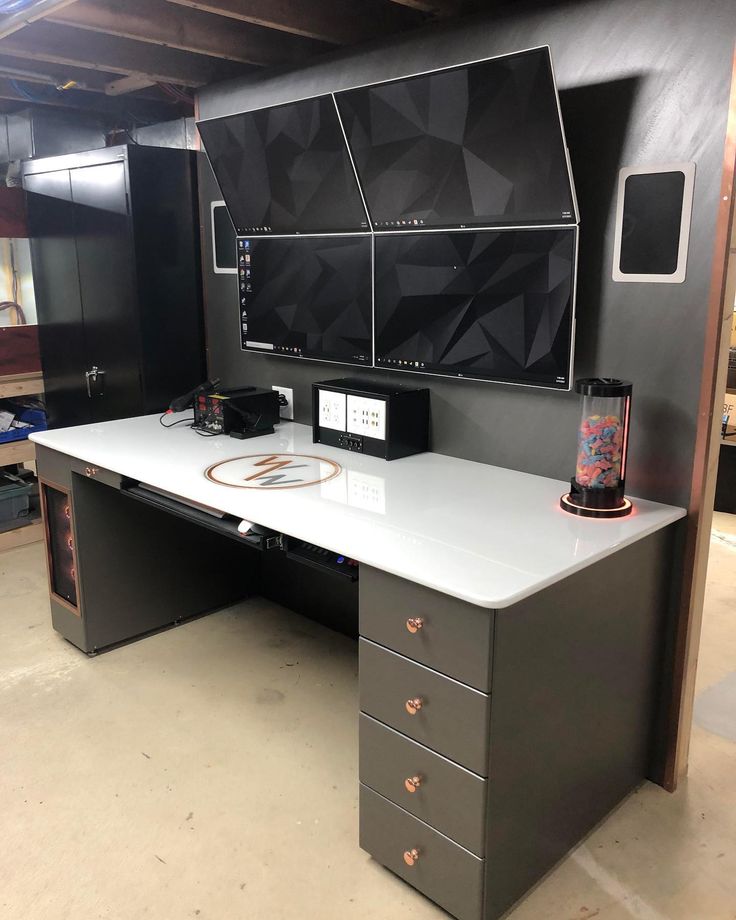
[312,378,430,460]
[193,386,279,438]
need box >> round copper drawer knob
[84,466,97,477]
[403,848,421,867]
[406,616,424,634]
[405,697,423,715]
[404,775,423,793]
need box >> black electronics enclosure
[312,378,430,460]
[193,387,280,438]
[23,145,205,428]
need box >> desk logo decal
[205,454,342,490]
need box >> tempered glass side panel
[336,47,576,230]
[43,483,78,609]
[197,96,369,235]
[238,235,373,367]
[374,228,576,389]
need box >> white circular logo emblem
[205,453,342,490]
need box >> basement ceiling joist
[0,20,254,86]
[387,0,465,14]
[0,0,473,122]
[47,0,332,68]
[0,76,185,120]
[164,0,426,46]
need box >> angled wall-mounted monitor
[374,228,577,389]
[238,234,373,367]
[198,95,369,235]
[335,46,577,230]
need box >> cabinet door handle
[84,467,98,477]
[403,848,421,867]
[406,617,424,634]
[85,366,106,398]
[405,697,424,715]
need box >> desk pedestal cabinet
[36,443,678,920]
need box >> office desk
[31,416,684,920]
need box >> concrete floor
[2,520,736,920]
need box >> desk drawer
[360,639,490,776]
[360,714,487,856]
[360,567,494,691]
[360,784,484,920]
[70,458,122,490]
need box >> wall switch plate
[272,385,294,420]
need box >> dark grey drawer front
[360,784,484,920]
[360,566,494,691]
[360,639,490,776]
[70,457,122,490]
[360,714,487,856]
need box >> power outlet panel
[347,395,386,441]
[318,389,346,431]
[272,385,294,420]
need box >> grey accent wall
[197,0,735,508]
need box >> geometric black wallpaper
[198,96,369,235]
[336,48,576,230]
[374,228,576,388]
[240,235,373,366]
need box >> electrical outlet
[318,390,346,431]
[272,385,294,420]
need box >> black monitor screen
[336,47,575,229]
[198,96,368,235]
[238,235,373,366]
[374,229,576,388]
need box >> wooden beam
[0,52,123,92]
[105,74,156,96]
[48,0,330,67]
[0,21,253,87]
[0,76,187,119]
[0,0,77,40]
[164,0,424,45]
[387,0,464,14]
[392,0,465,13]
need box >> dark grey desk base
[36,444,680,920]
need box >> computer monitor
[373,228,576,388]
[198,95,368,235]
[238,235,373,367]
[335,47,576,230]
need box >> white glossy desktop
[32,415,685,609]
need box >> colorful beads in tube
[575,396,627,490]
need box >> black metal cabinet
[23,145,205,428]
